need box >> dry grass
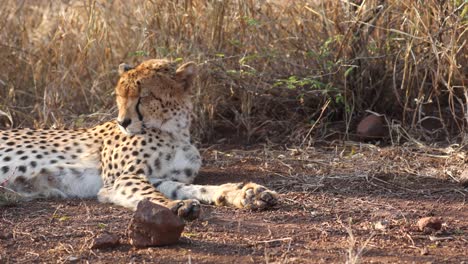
[339,218,375,264]
[0,0,466,144]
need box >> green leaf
[129,50,149,57]
[244,17,260,26]
[344,66,356,77]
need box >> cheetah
[0,59,278,220]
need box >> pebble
[357,114,385,139]
[417,217,442,234]
[90,233,121,249]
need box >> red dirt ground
[1,144,467,263]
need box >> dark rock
[90,233,121,249]
[417,217,442,234]
[127,199,185,248]
[357,114,385,139]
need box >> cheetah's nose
[118,118,131,128]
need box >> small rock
[357,114,385,139]
[90,233,121,249]
[417,217,442,233]
[67,256,80,263]
[374,220,389,231]
[0,230,13,240]
[127,199,185,248]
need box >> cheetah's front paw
[239,183,278,210]
[167,199,201,221]
[217,182,278,210]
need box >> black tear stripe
[136,97,143,121]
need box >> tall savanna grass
[0,0,466,144]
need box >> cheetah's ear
[118,63,134,75]
[175,62,197,91]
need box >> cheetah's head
[115,59,196,136]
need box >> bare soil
[1,144,467,263]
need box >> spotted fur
[0,59,277,220]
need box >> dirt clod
[127,199,185,248]
[417,217,442,233]
[357,114,385,139]
[90,233,121,249]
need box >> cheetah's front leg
[151,179,278,210]
[97,174,201,220]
